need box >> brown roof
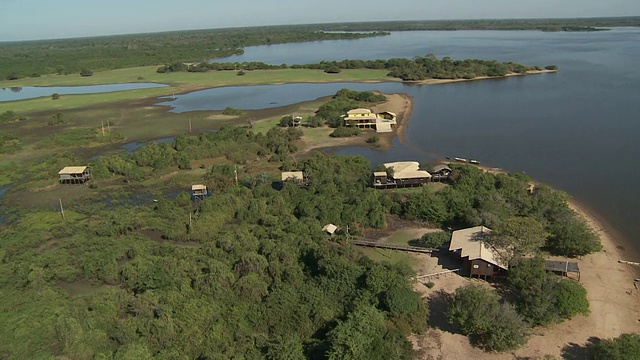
[58,166,87,175]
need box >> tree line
[157,55,548,82]
[0,27,387,80]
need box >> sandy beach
[407,165,640,359]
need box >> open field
[0,68,394,115]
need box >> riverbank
[414,162,640,359]
[415,69,557,85]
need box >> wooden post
[234,166,238,186]
[101,121,105,136]
[59,198,65,219]
[189,119,192,133]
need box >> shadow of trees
[561,337,601,360]
[427,290,459,334]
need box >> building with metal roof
[58,166,91,184]
[449,226,507,279]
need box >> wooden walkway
[350,239,437,254]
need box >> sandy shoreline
[412,162,640,359]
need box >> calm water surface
[213,28,640,257]
[0,83,168,102]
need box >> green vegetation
[330,127,361,137]
[316,17,640,32]
[411,231,451,248]
[402,164,602,259]
[315,89,386,127]
[298,55,540,81]
[2,17,637,79]
[0,147,431,358]
[0,26,387,79]
[507,257,589,326]
[222,106,243,116]
[447,285,531,351]
[591,333,640,360]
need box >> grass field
[0,67,394,88]
[0,68,393,114]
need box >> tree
[48,112,65,126]
[279,115,294,127]
[546,211,602,257]
[507,257,589,326]
[592,333,640,360]
[411,231,450,248]
[52,93,61,100]
[487,216,547,265]
[6,71,19,80]
[80,68,94,76]
[447,285,531,351]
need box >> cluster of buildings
[373,162,451,189]
[448,225,580,280]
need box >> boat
[454,157,467,163]
[469,160,480,164]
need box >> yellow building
[343,108,397,133]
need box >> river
[212,28,640,257]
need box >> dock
[350,239,437,254]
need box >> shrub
[222,107,243,116]
[367,135,380,144]
[592,333,640,360]
[330,126,360,138]
[447,285,531,351]
[414,231,450,248]
[545,65,559,71]
[80,68,94,77]
[52,93,60,100]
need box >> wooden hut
[323,223,338,235]
[373,162,431,189]
[281,171,304,183]
[191,184,208,199]
[58,166,91,184]
[431,164,452,182]
[449,226,507,279]
[545,260,581,281]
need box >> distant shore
[413,69,557,85]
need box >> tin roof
[449,226,507,270]
[383,161,431,179]
[191,184,207,191]
[281,171,304,181]
[322,223,338,234]
[58,166,87,175]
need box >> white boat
[454,157,467,163]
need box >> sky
[1,0,639,42]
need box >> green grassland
[0,68,393,115]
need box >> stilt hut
[58,166,91,184]
[191,184,208,199]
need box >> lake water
[209,28,640,258]
[0,83,168,102]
